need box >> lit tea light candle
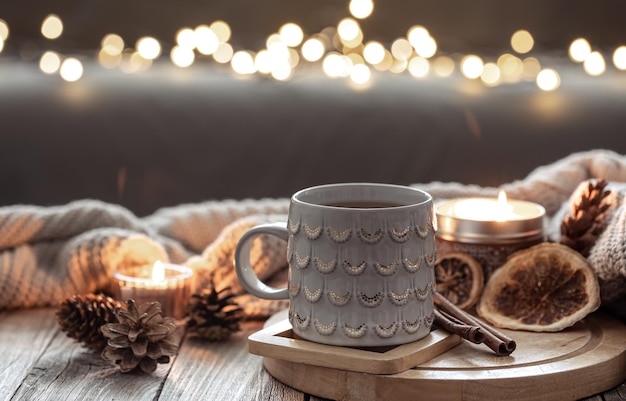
[435,191,546,277]
[113,260,193,320]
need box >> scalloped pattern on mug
[327,290,352,306]
[416,223,433,239]
[314,257,337,274]
[424,249,437,267]
[402,317,422,334]
[294,252,310,269]
[342,323,367,338]
[389,226,411,243]
[374,321,399,338]
[402,256,422,273]
[327,227,352,243]
[303,286,323,303]
[357,228,384,244]
[415,282,433,301]
[357,291,384,308]
[388,288,412,306]
[424,312,435,328]
[374,260,399,276]
[343,260,366,276]
[303,224,323,240]
[288,219,300,235]
[294,312,311,330]
[289,282,301,297]
[314,319,337,336]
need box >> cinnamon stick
[434,293,516,356]
[434,309,485,344]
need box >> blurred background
[0,1,625,216]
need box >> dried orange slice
[435,252,484,310]
[477,243,600,332]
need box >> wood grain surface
[262,312,626,401]
[1,307,625,401]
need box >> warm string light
[0,3,623,90]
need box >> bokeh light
[136,37,161,60]
[210,21,231,43]
[301,38,325,62]
[323,53,352,77]
[101,34,124,56]
[349,0,374,19]
[569,38,591,62]
[171,45,195,67]
[536,68,560,91]
[481,62,501,86]
[176,28,196,50]
[0,36,3,53]
[337,18,361,42]
[363,41,385,65]
[41,14,63,40]
[391,38,413,61]
[408,56,429,78]
[213,43,234,63]
[350,63,371,84]
[0,19,9,41]
[279,23,304,47]
[460,55,484,79]
[39,51,61,74]
[498,53,523,82]
[231,51,256,74]
[389,58,408,74]
[522,57,541,80]
[614,46,626,70]
[120,51,152,73]
[271,65,292,81]
[98,49,122,69]
[413,36,437,58]
[583,51,606,76]
[407,26,429,47]
[511,30,534,54]
[433,56,455,77]
[195,25,219,55]
[59,57,83,82]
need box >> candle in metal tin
[435,191,546,277]
[113,260,193,320]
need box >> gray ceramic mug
[235,183,437,346]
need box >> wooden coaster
[248,313,461,375]
[259,312,626,401]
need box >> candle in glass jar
[435,191,546,277]
[113,261,193,320]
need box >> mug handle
[234,222,290,300]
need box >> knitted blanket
[2,149,626,320]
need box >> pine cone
[186,285,243,341]
[57,293,123,351]
[101,300,180,373]
[560,179,611,257]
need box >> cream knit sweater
[1,149,625,319]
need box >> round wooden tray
[257,312,626,401]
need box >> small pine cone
[186,286,243,341]
[101,300,180,373]
[560,179,611,257]
[57,293,123,351]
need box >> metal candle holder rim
[435,198,546,244]
[114,263,193,284]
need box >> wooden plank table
[2,308,625,401]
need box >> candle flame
[495,190,511,222]
[152,260,166,282]
[498,190,507,204]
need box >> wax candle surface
[435,192,546,277]
[114,261,193,320]
[444,191,544,222]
